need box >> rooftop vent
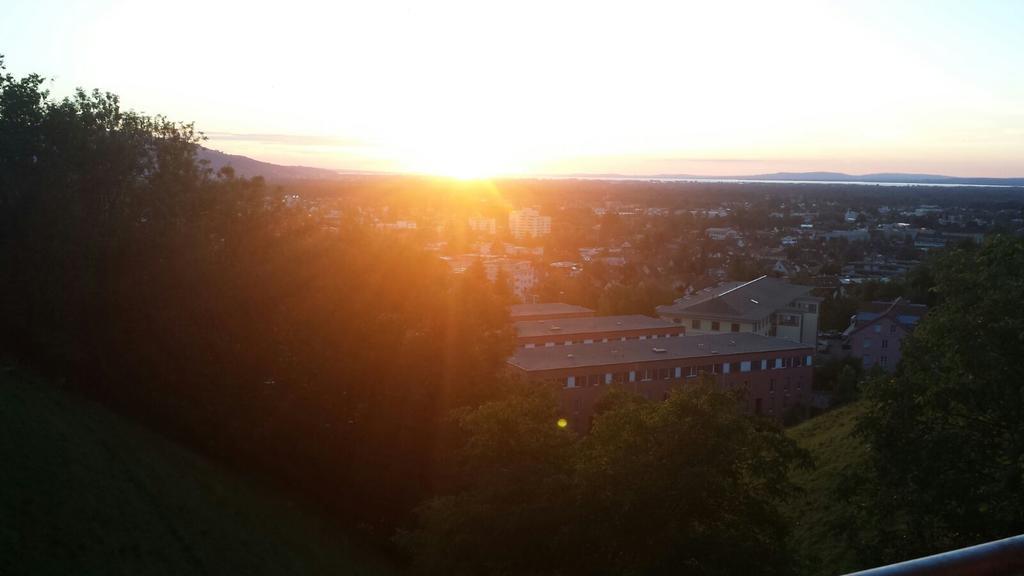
[750,298,760,304]
[652,347,667,353]
[711,350,719,354]
[729,340,736,346]
[549,326,562,331]
[567,353,574,358]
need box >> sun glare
[404,146,523,180]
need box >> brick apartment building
[515,314,685,348]
[843,298,927,372]
[508,332,813,428]
[656,276,821,346]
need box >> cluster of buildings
[507,278,818,428]
[506,275,932,429]
[443,255,538,299]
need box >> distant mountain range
[196,148,1024,187]
[196,148,345,180]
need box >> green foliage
[405,383,810,575]
[833,365,860,405]
[819,294,859,332]
[0,59,514,536]
[853,235,1024,563]
[786,402,873,576]
[0,361,393,575]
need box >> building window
[863,354,873,367]
[711,321,720,331]
[566,376,575,388]
[890,324,897,334]
[658,368,670,380]
[774,358,783,369]
[722,363,731,374]
[731,323,740,332]
[525,343,535,349]
[881,356,888,368]
[769,379,775,392]
[874,324,882,333]
[761,359,768,370]
[740,361,751,372]
[805,355,812,366]
[641,368,653,381]
[778,314,800,327]
[692,319,701,330]
[863,339,872,349]
[882,339,888,349]
[686,366,698,378]
[674,367,682,378]
[588,374,601,387]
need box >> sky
[2,0,1023,178]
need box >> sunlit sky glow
[3,0,1023,177]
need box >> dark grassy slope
[0,361,392,576]
[786,401,871,576]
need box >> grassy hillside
[0,361,393,576]
[786,401,871,576]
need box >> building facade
[843,298,927,372]
[656,276,821,346]
[508,208,552,239]
[509,333,814,428]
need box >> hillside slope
[0,361,392,575]
[786,401,871,576]
[197,147,343,180]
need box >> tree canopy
[0,57,514,532]
[849,236,1024,563]
[405,383,809,575]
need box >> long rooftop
[515,314,677,339]
[509,332,811,372]
[509,302,594,320]
[655,276,816,321]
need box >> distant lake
[542,176,1022,188]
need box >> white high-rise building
[508,208,551,239]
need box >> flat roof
[509,303,594,318]
[515,314,677,338]
[508,333,812,372]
